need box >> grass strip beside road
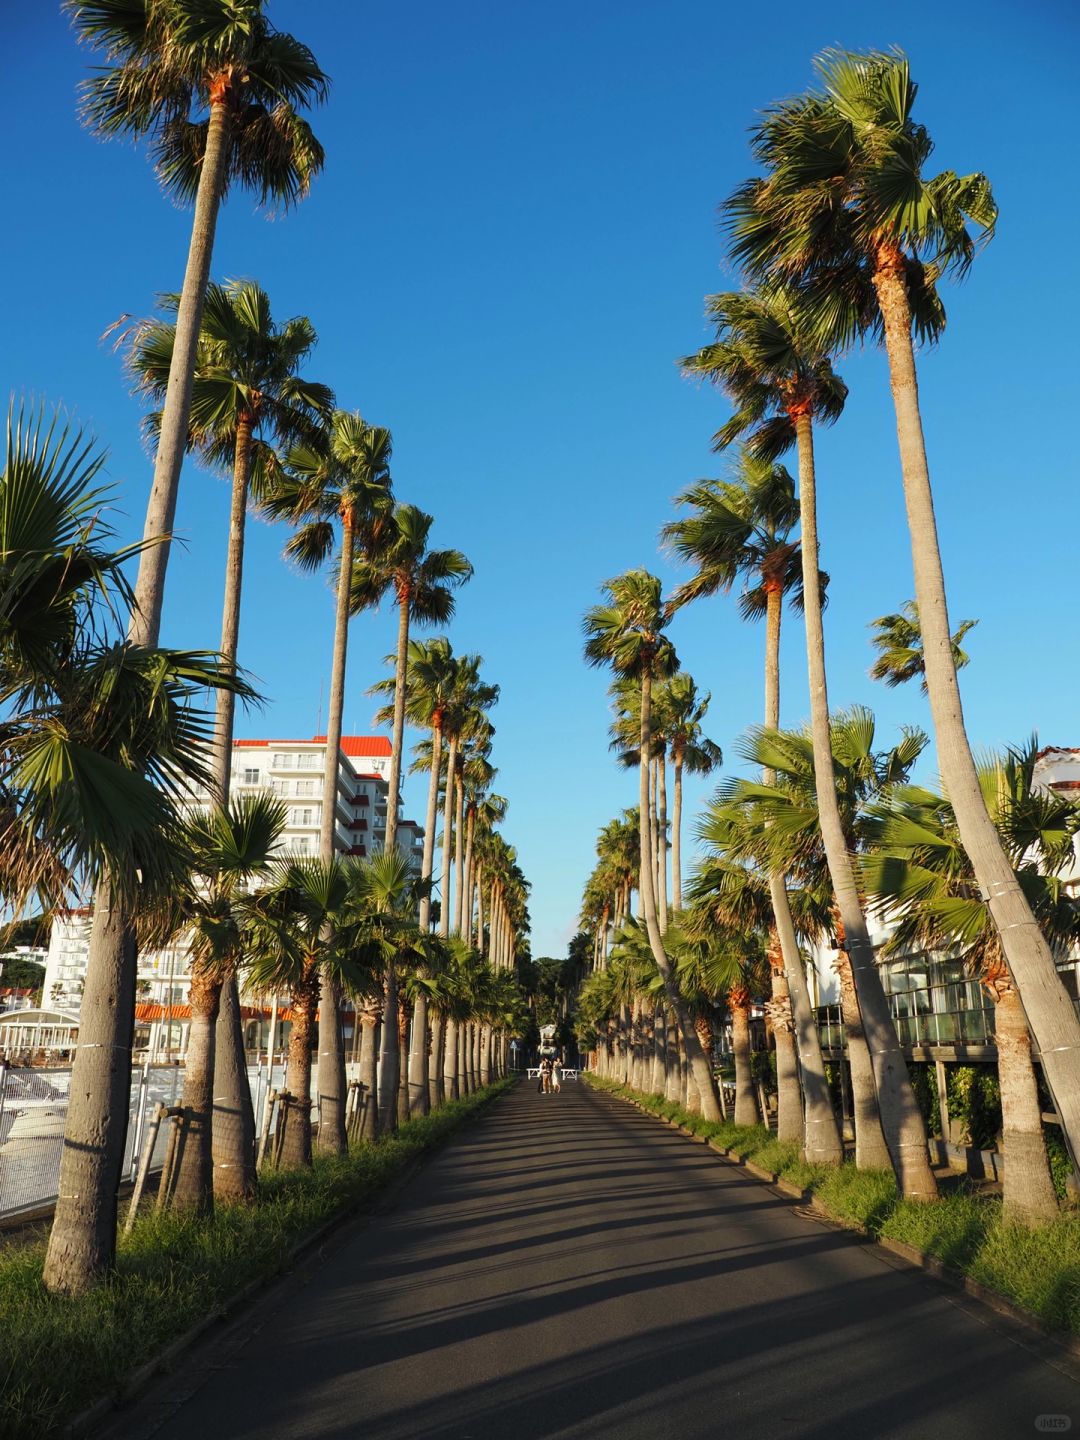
[0,1079,513,1440]
[586,1073,1080,1335]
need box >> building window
[296,780,317,797]
[243,767,260,784]
[298,753,317,769]
[273,753,293,768]
[296,837,310,854]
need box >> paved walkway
[112,1081,1080,1439]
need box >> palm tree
[125,280,333,794]
[244,856,358,1168]
[0,407,256,1292]
[862,742,1080,1226]
[350,508,470,1125]
[583,570,721,1122]
[350,506,472,858]
[343,849,437,1124]
[869,601,977,693]
[725,51,1080,1163]
[654,673,722,911]
[707,711,928,1173]
[160,792,287,1211]
[675,916,765,1124]
[436,659,500,940]
[263,410,393,1154]
[686,853,802,1136]
[682,286,936,1196]
[67,0,328,651]
[125,279,332,1200]
[373,638,458,934]
[664,449,839,1164]
[465,791,508,951]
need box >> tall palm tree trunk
[462,809,476,944]
[418,720,443,932]
[874,251,1080,1161]
[316,511,356,1155]
[766,932,803,1144]
[657,755,669,932]
[280,965,319,1169]
[638,668,721,1121]
[475,864,484,954]
[131,95,233,651]
[834,951,890,1167]
[168,963,219,1212]
[453,772,466,935]
[444,1018,459,1101]
[762,582,841,1165]
[396,1000,411,1125]
[429,1012,445,1108]
[651,1004,666,1093]
[384,591,410,856]
[984,962,1059,1227]
[378,968,400,1134]
[439,735,459,937]
[43,98,235,1296]
[358,1003,380,1140]
[211,976,256,1200]
[793,410,936,1199]
[408,993,430,1116]
[729,990,758,1126]
[42,886,136,1294]
[672,752,684,911]
[211,412,258,1204]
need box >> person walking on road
[539,1057,553,1094]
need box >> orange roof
[134,1003,272,1022]
[234,735,392,757]
[316,735,392,758]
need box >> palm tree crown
[125,279,333,492]
[68,0,329,209]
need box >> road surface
[110,1079,1080,1439]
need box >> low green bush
[0,1080,511,1440]
[585,1071,1080,1337]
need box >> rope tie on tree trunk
[75,1043,131,1051]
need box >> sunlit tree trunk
[280,965,319,1169]
[439,734,459,938]
[316,508,356,1156]
[982,960,1059,1227]
[358,1002,380,1140]
[793,408,935,1198]
[43,96,235,1296]
[873,248,1080,1166]
[638,669,721,1120]
[762,580,841,1164]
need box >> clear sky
[6,1,1079,958]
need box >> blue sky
[6,1,1079,958]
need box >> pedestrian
[552,1057,562,1094]
[539,1056,553,1094]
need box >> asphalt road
[110,1080,1080,1440]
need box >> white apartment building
[41,734,425,1049]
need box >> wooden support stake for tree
[256,1088,278,1170]
[124,1102,168,1235]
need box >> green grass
[0,1080,512,1440]
[586,1072,1080,1337]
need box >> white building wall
[45,734,423,1030]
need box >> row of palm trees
[574,47,1080,1227]
[2,1,534,1297]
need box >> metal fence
[0,1060,308,1222]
